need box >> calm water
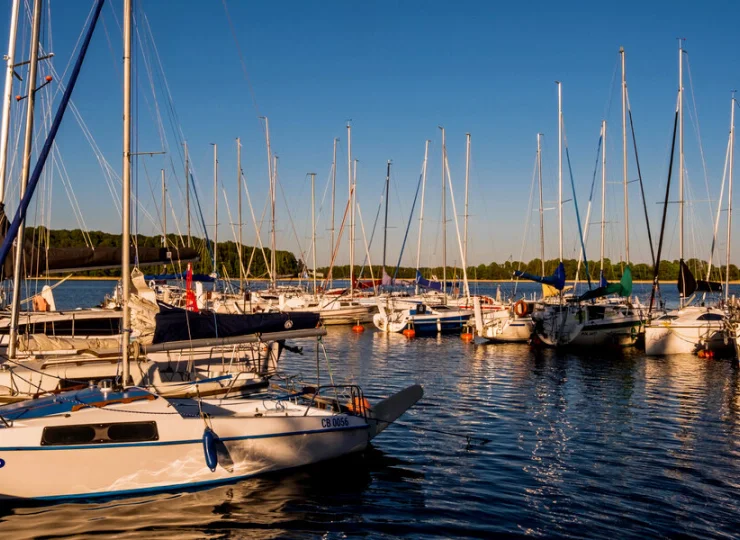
[0,280,739,538]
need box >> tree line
[317,258,740,282]
[25,227,299,278]
[21,228,740,283]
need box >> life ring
[514,300,529,317]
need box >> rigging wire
[685,53,715,232]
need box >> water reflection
[0,448,425,539]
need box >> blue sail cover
[599,271,608,288]
[145,272,215,283]
[415,270,457,292]
[513,262,566,291]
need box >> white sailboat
[645,42,731,356]
[0,0,422,501]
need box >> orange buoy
[352,323,365,333]
[706,350,715,359]
[697,349,706,358]
[461,332,474,342]
[402,328,416,338]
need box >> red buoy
[697,349,706,358]
[706,350,715,359]
[402,328,416,339]
[461,332,474,342]
[352,323,365,333]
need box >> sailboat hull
[479,311,533,343]
[645,323,729,355]
[0,393,368,500]
[569,316,643,347]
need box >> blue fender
[202,428,218,472]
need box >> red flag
[185,263,199,312]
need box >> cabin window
[697,313,724,321]
[41,421,159,446]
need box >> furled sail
[677,259,697,298]
[144,272,214,283]
[578,266,633,302]
[514,262,566,291]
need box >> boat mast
[621,47,630,266]
[382,159,391,275]
[184,141,191,247]
[415,140,430,294]
[121,0,132,384]
[237,137,243,290]
[556,81,563,263]
[726,92,736,302]
[678,39,685,307]
[8,0,43,361]
[311,172,317,295]
[272,154,278,284]
[600,121,607,277]
[330,137,337,286]
[261,117,275,287]
[464,133,471,273]
[347,122,353,297]
[537,133,544,275]
[439,126,447,297]
[0,0,20,204]
[161,168,166,247]
[211,142,218,276]
[353,158,358,293]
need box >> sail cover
[513,262,566,291]
[152,305,320,344]
[678,259,697,298]
[144,272,214,283]
[415,270,457,292]
[578,266,633,302]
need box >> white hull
[532,305,585,347]
[0,384,423,500]
[645,307,730,355]
[479,311,533,343]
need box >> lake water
[0,280,738,538]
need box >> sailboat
[0,0,422,501]
[373,129,473,334]
[564,49,647,348]
[474,133,547,343]
[644,43,732,356]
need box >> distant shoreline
[28,277,740,285]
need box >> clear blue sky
[2,0,739,271]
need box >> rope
[562,121,592,289]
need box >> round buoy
[402,328,416,338]
[352,323,365,333]
[706,350,714,359]
[698,349,706,358]
[461,332,474,342]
